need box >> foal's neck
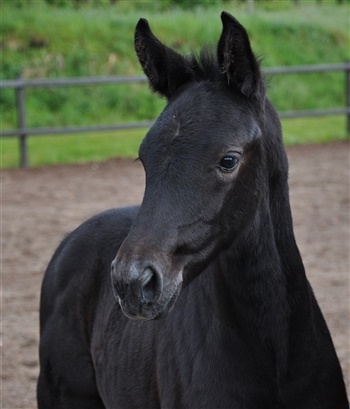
[215,193,308,374]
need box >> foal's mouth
[116,280,183,321]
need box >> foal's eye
[218,156,240,172]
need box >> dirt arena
[2,141,349,408]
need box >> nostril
[140,267,162,304]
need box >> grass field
[1,1,349,167]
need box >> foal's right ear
[134,18,193,99]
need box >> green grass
[1,1,349,167]
[281,116,347,145]
[1,129,146,168]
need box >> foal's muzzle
[111,258,182,320]
[111,262,162,305]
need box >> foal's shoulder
[83,206,140,236]
[69,205,140,251]
[47,206,140,275]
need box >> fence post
[346,61,350,136]
[16,76,28,168]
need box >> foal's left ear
[218,12,265,100]
[135,18,193,99]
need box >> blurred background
[1,0,349,167]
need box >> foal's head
[111,12,281,320]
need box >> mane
[185,47,222,83]
[184,46,266,109]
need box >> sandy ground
[2,141,349,408]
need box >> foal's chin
[118,281,183,321]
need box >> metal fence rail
[1,62,349,168]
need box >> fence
[1,62,350,168]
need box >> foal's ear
[135,18,193,99]
[217,12,265,100]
